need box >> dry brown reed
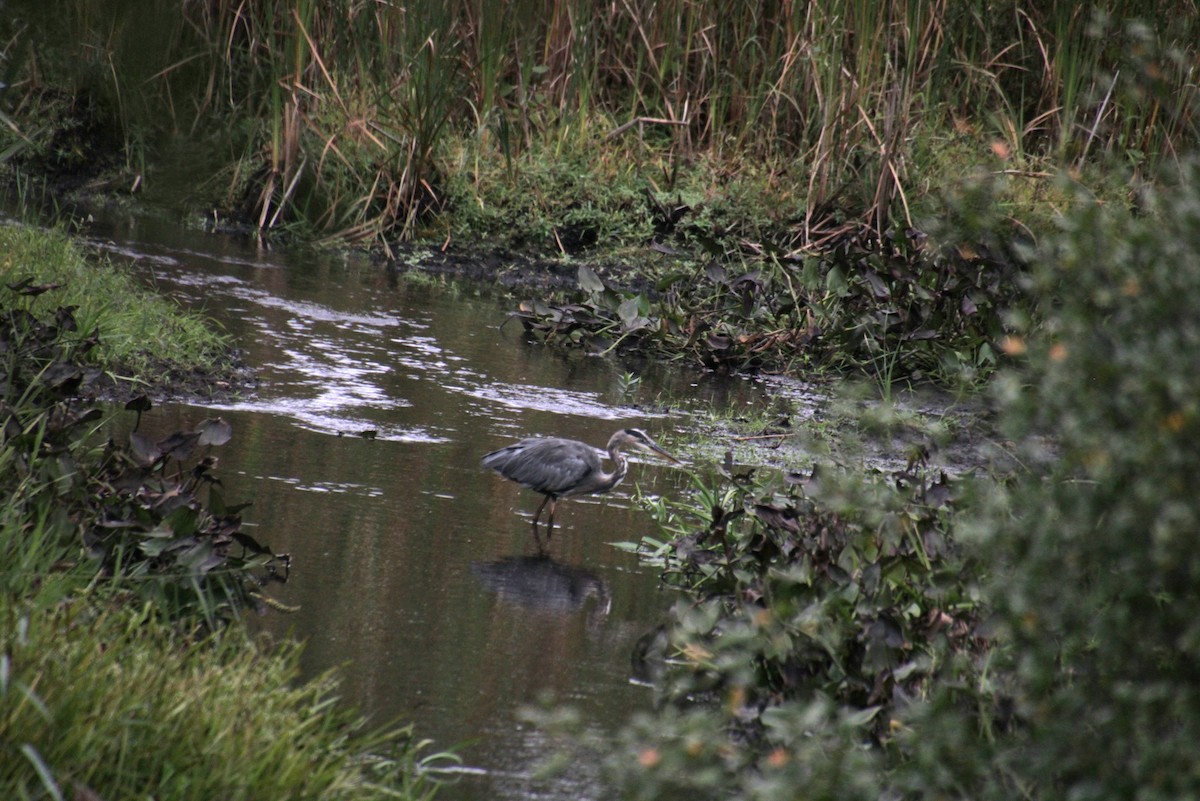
[12,1,1199,244]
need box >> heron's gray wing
[481,442,523,470]
[489,438,602,495]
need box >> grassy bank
[0,225,442,800]
[0,223,230,382]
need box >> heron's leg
[545,499,558,541]
[532,494,552,527]
[530,521,547,553]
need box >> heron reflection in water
[471,555,612,621]
[481,428,680,542]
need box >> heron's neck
[600,449,629,493]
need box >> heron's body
[481,428,678,539]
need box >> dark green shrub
[907,157,1200,799]
[598,158,1200,799]
[514,230,1020,383]
[591,456,983,800]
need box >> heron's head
[612,428,682,464]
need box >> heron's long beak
[645,440,683,465]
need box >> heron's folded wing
[503,439,603,495]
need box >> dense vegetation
[3,1,1196,248]
[0,227,442,800]
[4,2,1200,799]
[571,157,1200,799]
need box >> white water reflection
[460,380,667,421]
[100,233,678,444]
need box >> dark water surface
[73,209,772,799]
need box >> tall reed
[8,0,1199,244]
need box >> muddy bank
[84,351,258,405]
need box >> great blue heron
[481,428,680,538]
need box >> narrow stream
[68,208,775,800]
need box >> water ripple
[457,381,667,421]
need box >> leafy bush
[514,225,1020,384]
[599,157,1200,799]
[587,456,981,799]
[901,157,1200,799]
[0,281,283,625]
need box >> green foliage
[910,155,1200,799]
[597,156,1200,800]
[0,281,284,626]
[0,604,443,801]
[0,235,444,800]
[4,1,1197,246]
[600,457,983,798]
[441,128,654,252]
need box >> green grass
[0,223,230,378]
[0,597,442,801]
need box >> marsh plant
[584,156,1200,799]
[615,369,641,400]
[0,224,234,378]
[0,280,284,625]
[2,2,1197,247]
[515,229,1019,382]
[6,1,1198,386]
[605,454,979,798]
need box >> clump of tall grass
[5,1,1198,246]
[0,600,442,801]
